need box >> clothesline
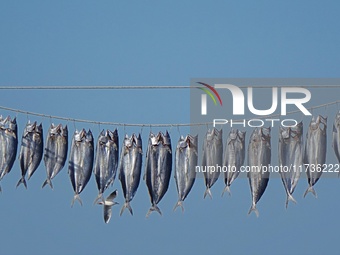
[0,100,339,127]
[0,85,340,90]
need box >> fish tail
[146,204,162,218]
[173,200,184,212]
[42,179,53,189]
[248,204,259,217]
[16,177,27,189]
[286,193,297,208]
[120,202,133,216]
[203,187,213,199]
[93,193,104,205]
[222,185,232,197]
[71,194,83,207]
[303,186,317,198]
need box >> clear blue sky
[1,1,340,255]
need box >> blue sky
[1,1,340,255]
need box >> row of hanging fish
[0,114,333,222]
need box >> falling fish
[248,127,271,217]
[332,111,340,166]
[119,133,142,216]
[98,190,119,224]
[173,134,198,212]
[17,121,44,188]
[202,128,223,199]
[68,129,94,206]
[42,124,68,189]
[278,122,303,207]
[304,115,327,198]
[0,116,18,191]
[144,131,172,217]
[93,129,119,204]
[222,129,246,196]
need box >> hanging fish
[202,128,223,199]
[93,129,119,204]
[0,116,18,191]
[42,124,68,189]
[173,134,198,212]
[68,129,94,206]
[98,190,119,224]
[278,122,303,207]
[144,131,172,217]
[119,133,142,216]
[332,111,340,166]
[222,129,246,196]
[248,127,271,217]
[304,115,327,198]
[17,121,44,188]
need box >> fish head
[162,131,172,146]
[74,129,84,142]
[150,132,158,145]
[86,129,94,144]
[229,129,238,140]
[237,130,246,142]
[62,125,68,138]
[7,117,17,133]
[186,134,198,147]
[108,129,119,145]
[177,136,188,150]
[124,134,133,148]
[35,123,43,135]
[98,130,108,145]
[25,121,36,134]
[135,133,143,149]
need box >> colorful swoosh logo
[197,82,223,106]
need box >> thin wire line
[0,85,340,90]
[0,100,339,127]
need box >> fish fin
[71,194,83,207]
[248,204,259,217]
[0,185,2,193]
[286,194,297,208]
[93,193,104,205]
[173,201,184,212]
[203,187,213,199]
[146,204,162,218]
[222,185,232,197]
[16,177,27,189]
[120,202,133,216]
[42,179,53,189]
[303,186,317,198]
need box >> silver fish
[119,133,142,216]
[17,121,44,188]
[144,131,172,217]
[278,121,303,207]
[42,124,68,189]
[202,128,223,199]
[247,127,271,217]
[68,129,94,206]
[93,129,119,204]
[222,129,246,196]
[303,115,327,198]
[173,134,198,212]
[98,190,119,224]
[332,111,340,167]
[0,116,18,191]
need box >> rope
[0,100,339,127]
[0,85,340,90]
